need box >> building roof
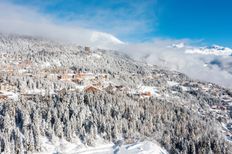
[84,85,101,93]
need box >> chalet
[0,83,17,92]
[76,72,95,83]
[84,86,100,93]
[85,47,91,53]
[0,93,8,100]
[211,105,217,109]
[0,95,8,101]
[137,86,158,97]
[141,91,152,97]
[59,73,74,81]
[0,91,18,101]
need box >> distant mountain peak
[172,42,185,48]
[185,44,232,56]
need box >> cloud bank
[118,41,232,88]
[0,1,124,49]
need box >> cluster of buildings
[0,46,160,102]
[0,82,18,101]
[0,65,159,101]
[54,70,159,98]
[166,79,232,141]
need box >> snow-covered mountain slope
[35,136,167,154]
[0,34,232,154]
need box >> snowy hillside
[0,34,232,154]
[35,136,167,154]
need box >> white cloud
[118,40,232,88]
[0,1,124,49]
[2,0,157,42]
[50,0,157,41]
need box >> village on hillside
[0,47,159,103]
[0,33,232,154]
[0,46,232,143]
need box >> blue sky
[157,0,232,47]
[5,0,232,47]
